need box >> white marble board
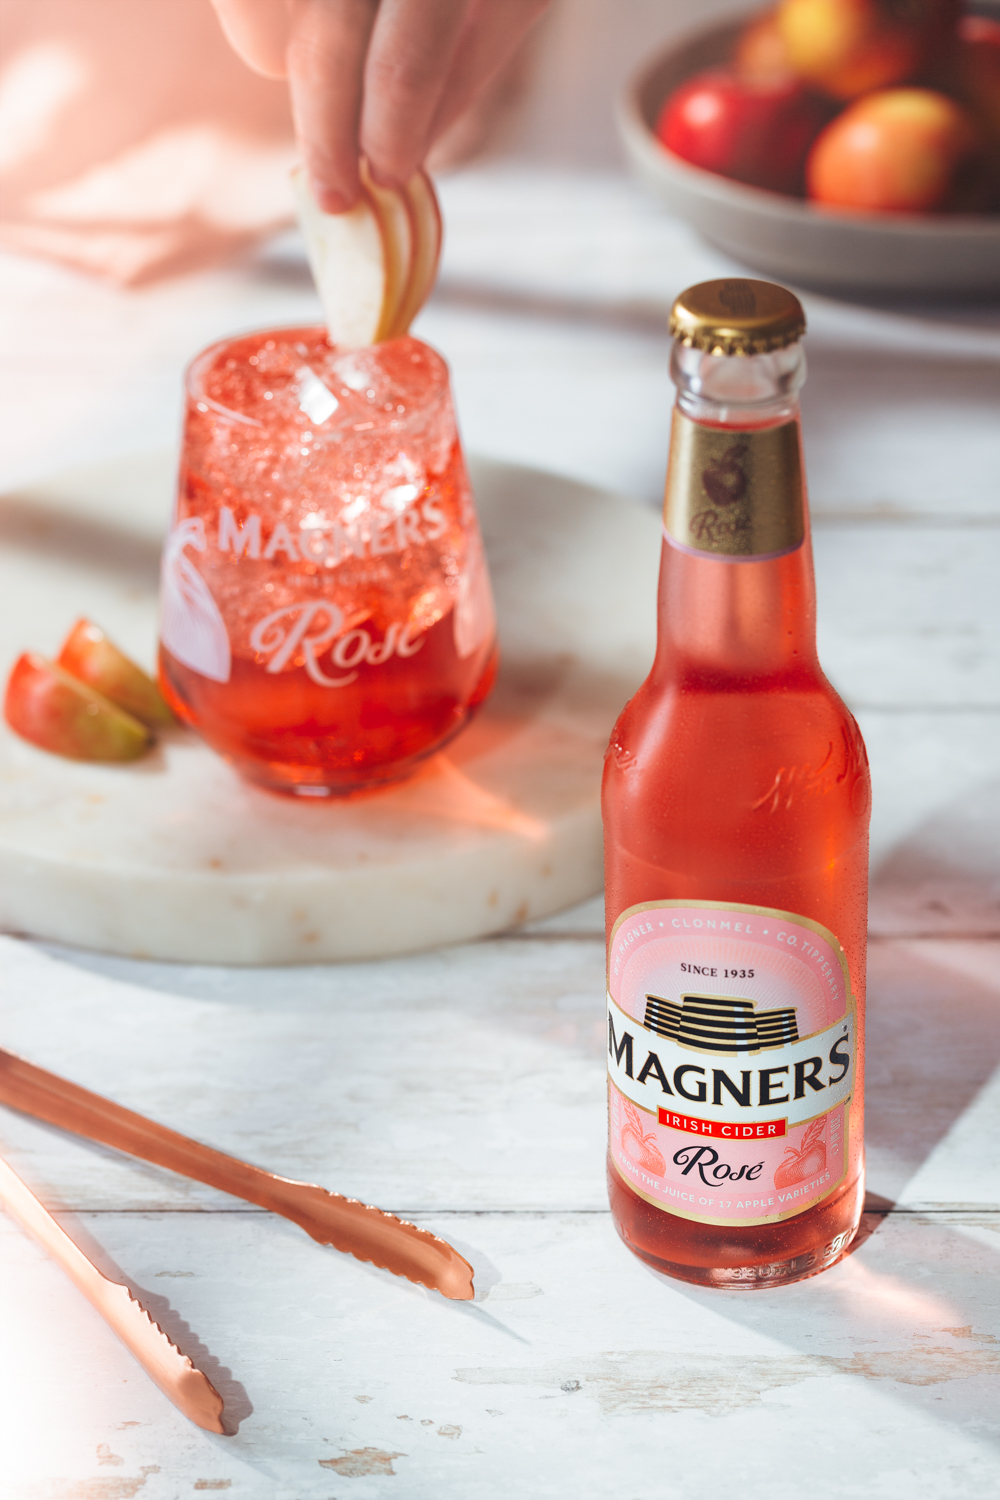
[0,455,659,962]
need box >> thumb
[210,0,294,79]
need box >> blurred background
[1,0,997,497]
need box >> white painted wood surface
[2,31,999,1486]
[3,1207,998,1499]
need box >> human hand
[210,0,550,212]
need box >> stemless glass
[159,328,498,795]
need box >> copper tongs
[0,1152,226,1431]
[0,1047,474,1299]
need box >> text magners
[602,280,871,1288]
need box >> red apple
[925,15,1000,208]
[952,16,1000,144]
[656,69,831,195]
[57,618,174,728]
[778,0,959,100]
[358,158,414,342]
[4,653,151,761]
[807,87,981,211]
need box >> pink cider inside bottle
[603,280,870,1288]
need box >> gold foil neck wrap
[670,279,805,356]
[663,412,804,559]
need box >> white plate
[0,453,658,964]
[617,18,1000,296]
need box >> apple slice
[57,618,174,728]
[359,159,414,342]
[292,161,443,347]
[4,653,151,761]
[291,165,390,348]
[388,169,443,340]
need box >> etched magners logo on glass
[607,900,856,1228]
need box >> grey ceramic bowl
[617,18,1000,296]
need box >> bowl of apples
[617,1,1000,294]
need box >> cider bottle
[603,279,870,1288]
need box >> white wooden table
[2,108,1000,1499]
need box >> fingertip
[306,156,362,214]
[313,182,359,215]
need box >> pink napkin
[0,0,297,284]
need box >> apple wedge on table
[4,620,173,761]
[4,654,151,762]
[291,164,442,349]
[58,618,174,729]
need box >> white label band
[608,993,854,1131]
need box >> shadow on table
[861,933,1000,1190]
[0,493,162,583]
[869,780,1000,940]
[430,276,1000,354]
[652,926,1000,1436]
[655,1206,1000,1444]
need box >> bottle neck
[671,340,805,426]
[656,340,817,680]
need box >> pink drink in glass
[159,329,497,794]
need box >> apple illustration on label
[620,1097,667,1175]
[773,1119,828,1189]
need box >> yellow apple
[807,87,980,210]
[778,0,958,99]
[359,159,415,342]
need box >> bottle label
[662,411,804,560]
[607,900,857,1227]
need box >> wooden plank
[866,938,1000,1208]
[814,522,1000,711]
[0,932,610,1213]
[2,1206,997,1497]
[861,711,1000,936]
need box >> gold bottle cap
[669,279,806,357]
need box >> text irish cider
[603,280,870,1288]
